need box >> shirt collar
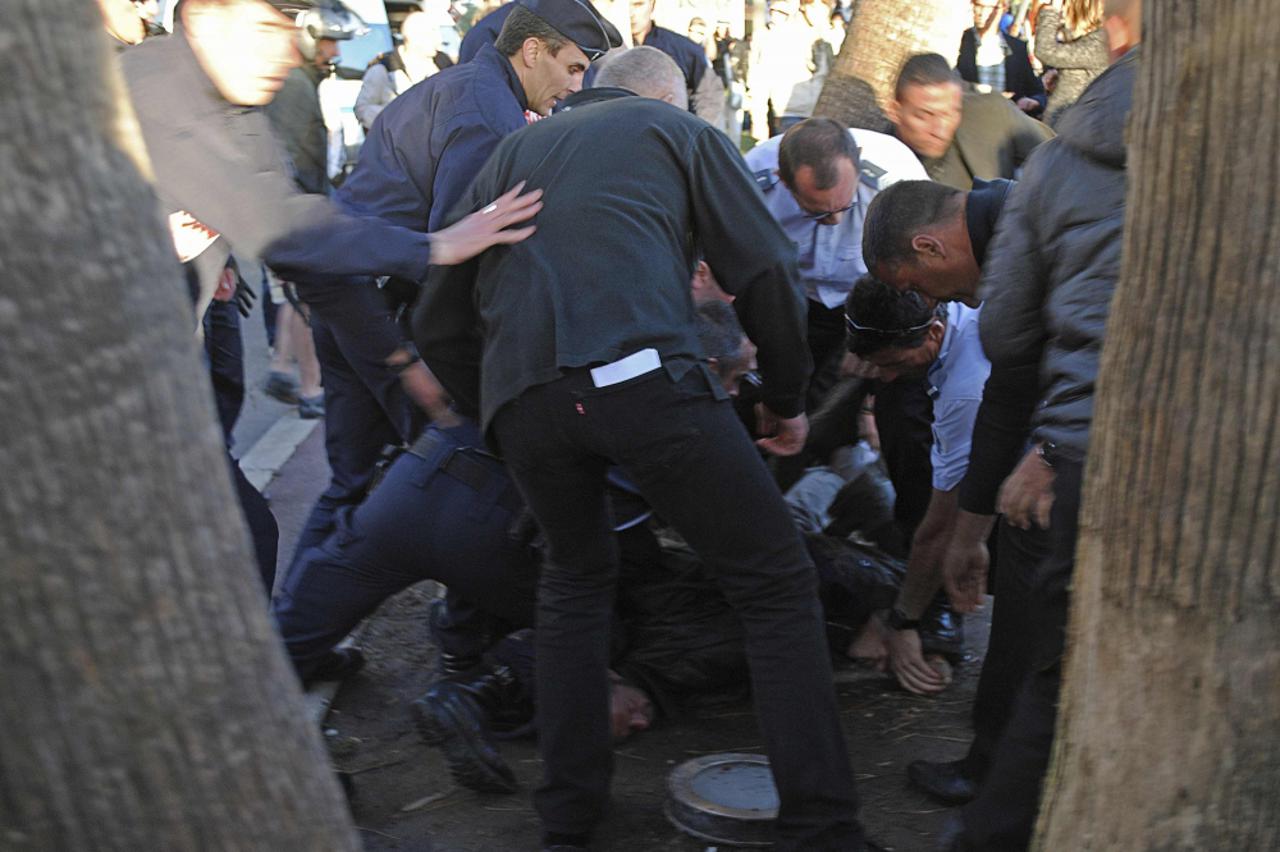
[965,178,1012,266]
[475,43,530,112]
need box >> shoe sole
[412,698,518,794]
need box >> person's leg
[275,424,536,678]
[290,302,323,400]
[293,315,401,555]
[229,455,279,595]
[964,522,1050,779]
[596,369,863,850]
[957,458,1082,850]
[491,386,619,841]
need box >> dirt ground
[322,585,988,852]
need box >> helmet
[274,0,369,61]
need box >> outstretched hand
[430,182,543,267]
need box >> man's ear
[911,234,945,259]
[520,37,542,68]
[886,98,901,127]
[927,318,947,346]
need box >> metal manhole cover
[665,753,778,847]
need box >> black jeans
[962,521,1050,781]
[960,457,1082,851]
[492,366,862,849]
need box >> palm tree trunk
[813,0,970,129]
[1035,3,1280,849]
[0,3,361,849]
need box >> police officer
[286,0,620,558]
[743,117,928,402]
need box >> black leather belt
[408,431,522,513]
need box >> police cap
[516,0,622,61]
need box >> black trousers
[295,279,419,556]
[203,299,279,594]
[962,521,1050,781]
[271,422,537,680]
[492,366,862,849]
[960,457,1082,851]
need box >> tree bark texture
[0,4,361,850]
[1035,4,1280,849]
[812,0,970,130]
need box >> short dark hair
[777,118,858,190]
[893,53,960,102]
[861,180,964,274]
[844,275,939,357]
[695,299,747,364]
[494,5,569,56]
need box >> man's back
[418,91,806,429]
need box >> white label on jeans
[590,348,661,388]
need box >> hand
[212,263,237,302]
[429,182,543,266]
[1015,97,1041,113]
[997,446,1056,529]
[755,407,808,456]
[942,534,989,613]
[884,624,949,695]
[839,351,885,381]
[858,408,880,452]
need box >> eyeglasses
[844,314,937,338]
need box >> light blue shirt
[928,303,992,491]
[744,128,928,308]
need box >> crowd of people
[98,0,1142,849]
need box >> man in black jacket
[414,76,866,852]
[948,3,1141,847]
[863,178,1053,810]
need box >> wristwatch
[886,606,921,632]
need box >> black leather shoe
[936,814,966,850]
[412,668,521,793]
[542,831,591,851]
[907,759,977,805]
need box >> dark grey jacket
[977,48,1138,463]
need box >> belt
[408,430,522,514]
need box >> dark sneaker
[263,370,300,404]
[298,393,325,419]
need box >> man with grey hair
[590,45,686,107]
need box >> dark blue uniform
[642,25,709,103]
[288,43,531,555]
[459,2,517,64]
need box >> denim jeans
[492,365,863,849]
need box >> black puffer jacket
[976,48,1138,463]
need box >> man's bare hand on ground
[430,182,543,266]
[884,623,950,695]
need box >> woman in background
[1035,0,1109,126]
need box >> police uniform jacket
[413,88,811,433]
[121,32,434,286]
[743,128,927,310]
[335,43,528,235]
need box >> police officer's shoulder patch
[754,168,778,192]
[859,159,888,191]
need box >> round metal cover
[665,753,778,847]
